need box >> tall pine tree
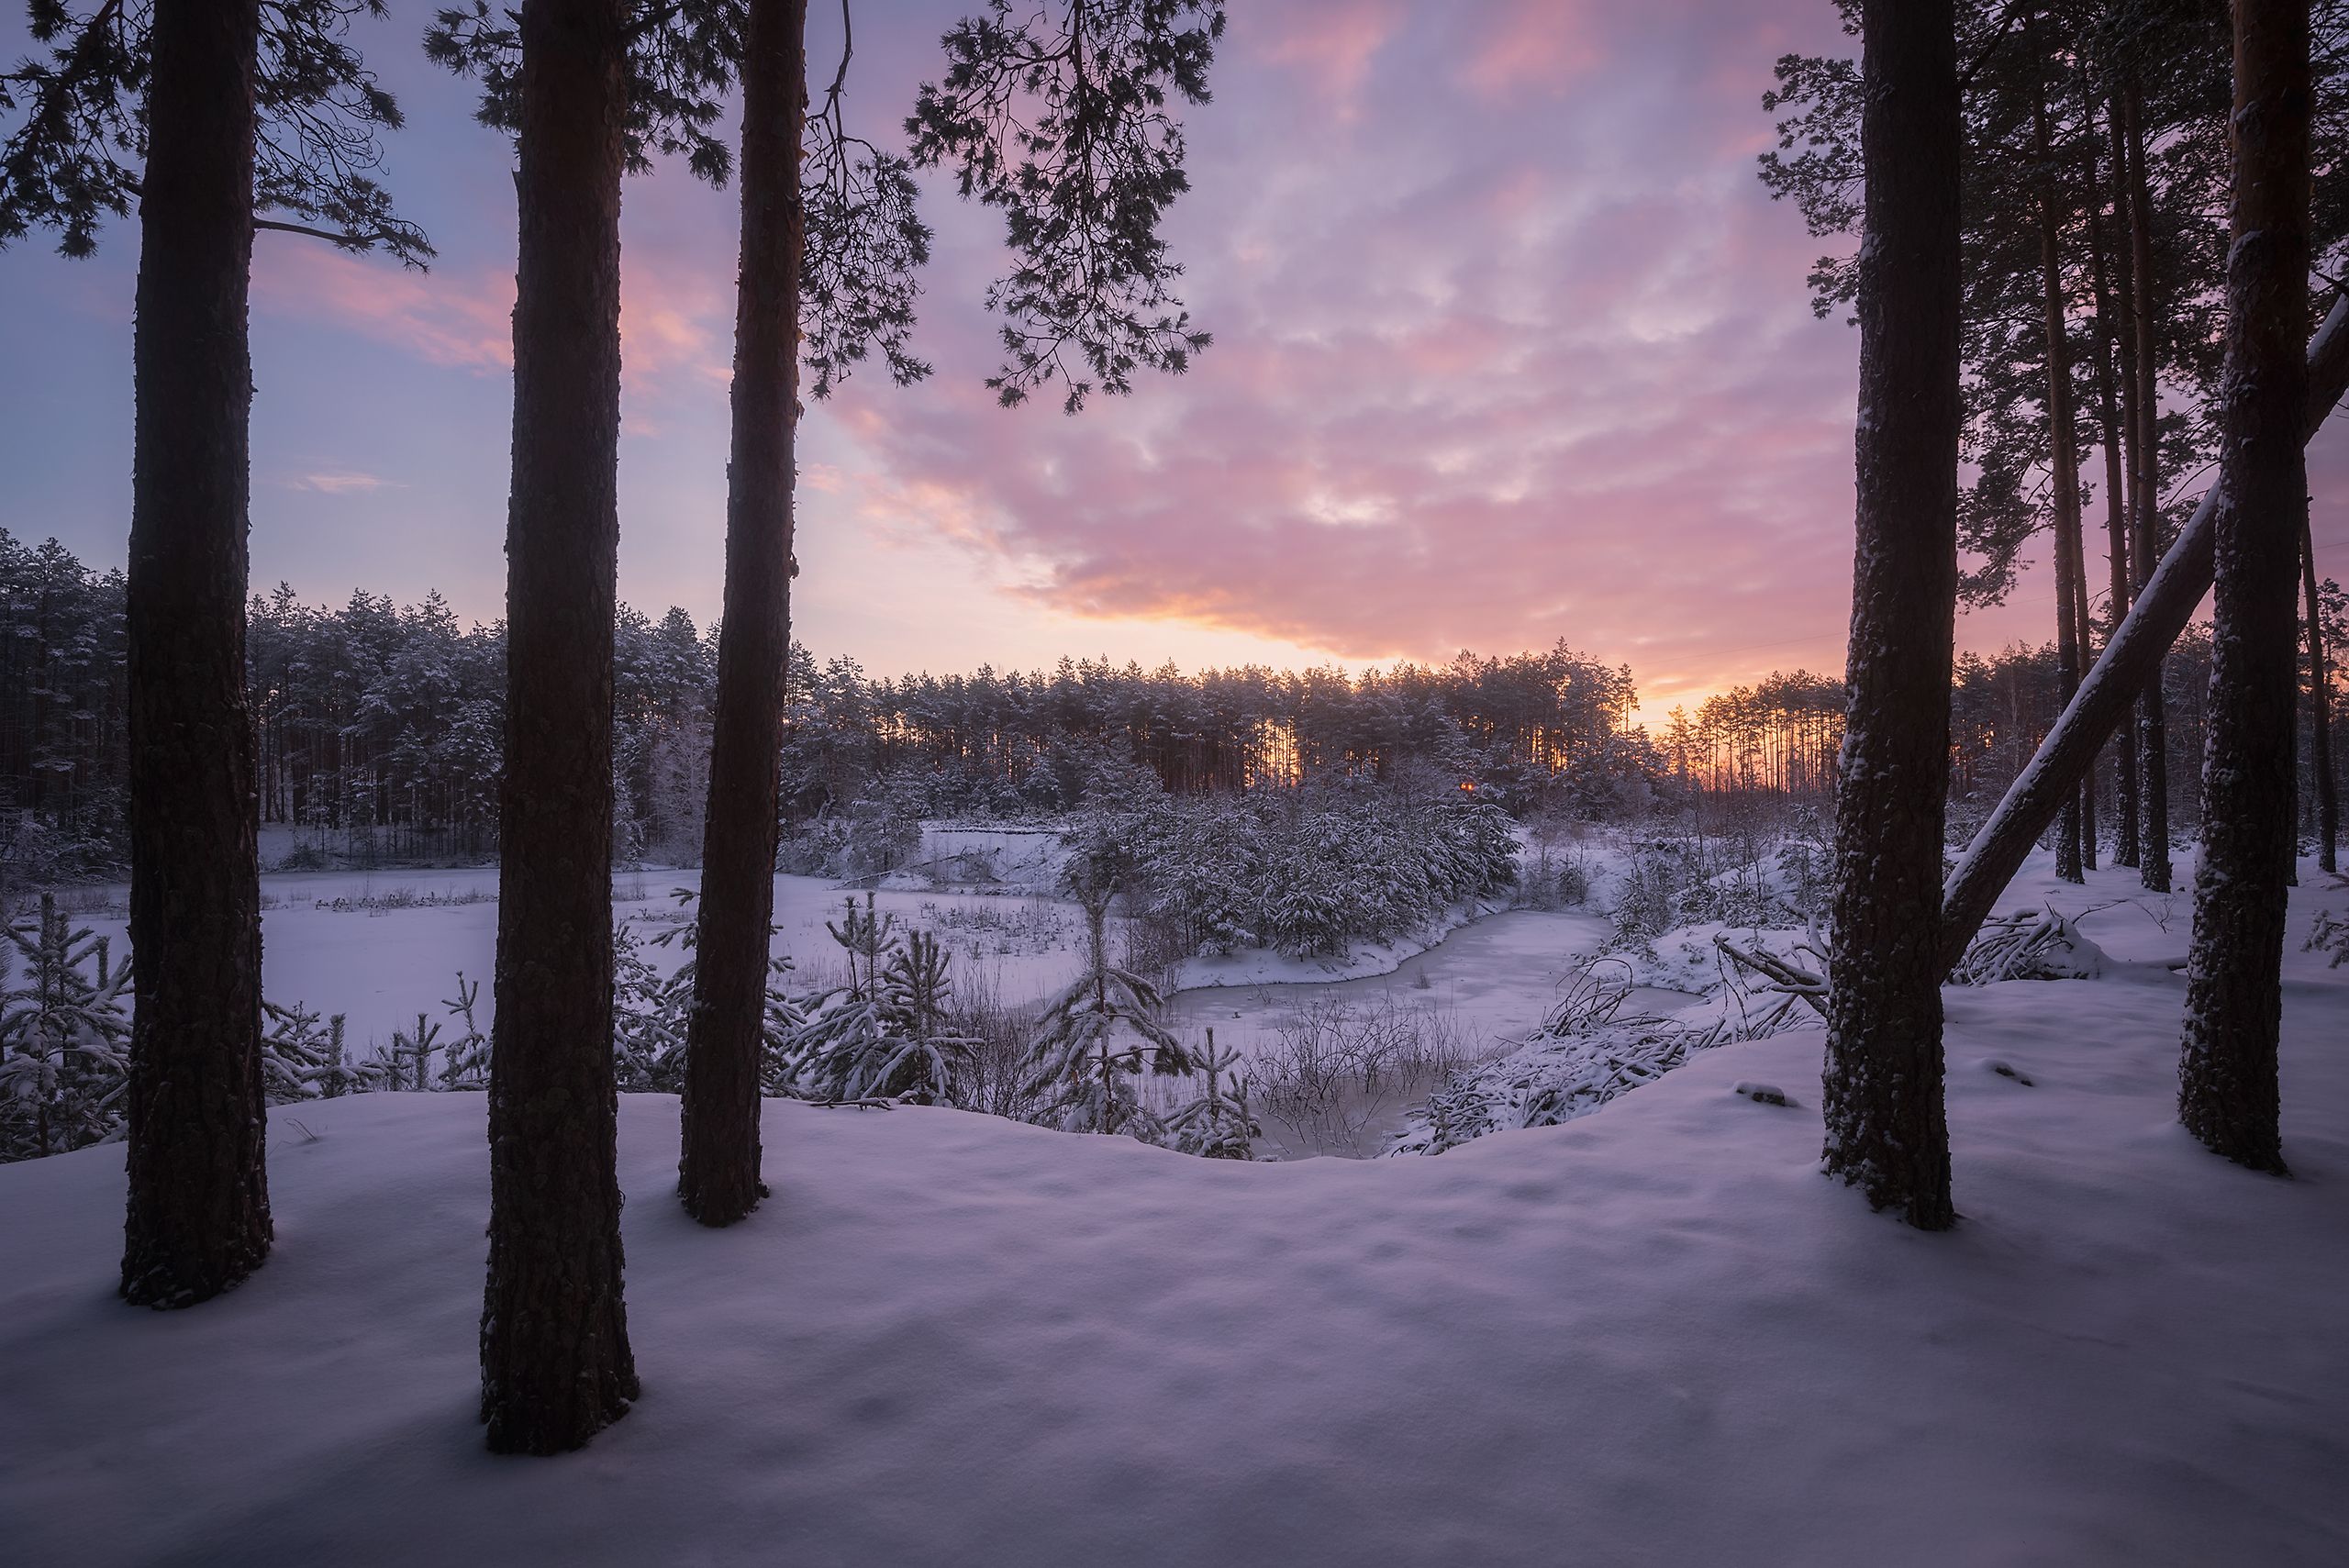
[3,0,427,1306]
[2177,0,2310,1175]
[1820,0,1961,1231]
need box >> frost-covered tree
[1026,829,1193,1135]
[0,893,130,1160]
[2177,0,2309,1176]
[1820,0,1961,1231]
[437,974,490,1090]
[778,894,931,1102]
[1164,1027,1254,1159]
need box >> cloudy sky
[4,0,2343,717]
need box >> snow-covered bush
[2305,906,2348,969]
[1388,958,1805,1157]
[261,999,381,1101]
[1125,788,1518,961]
[1950,909,2105,984]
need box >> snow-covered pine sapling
[758,955,807,1096]
[869,930,976,1105]
[829,893,898,1003]
[781,895,909,1103]
[315,1014,376,1099]
[387,1014,441,1092]
[1166,1028,1258,1160]
[2304,907,2349,969]
[438,973,490,1089]
[1024,876,1196,1138]
[0,893,132,1160]
[613,919,691,1094]
[260,999,335,1104]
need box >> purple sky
[4,0,2344,717]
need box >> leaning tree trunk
[119,0,271,1309]
[2179,0,2308,1175]
[1939,293,2349,973]
[2307,515,2338,873]
[2034,50,2087,884]
[679,0,809,1228]
[2121,84,2173,892]
[480,0,639,1454]
[1821,0,1959,1232]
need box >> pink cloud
[253,245,514,372]
[1246,0,1406,111]
[1458,1,1603,96]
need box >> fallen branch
[1712,934,1830,1017]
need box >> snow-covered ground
[54,868,1092,1056]
[5,863,2346,1564]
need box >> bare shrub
[1246,995,1481,1157]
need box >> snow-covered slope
[4,912,2346,1566]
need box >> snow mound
[5,954,2348,1565]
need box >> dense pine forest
[4,526,2342,882]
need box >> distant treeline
[3,528,2340,878]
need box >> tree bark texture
[480,0,640,1454]
[2121,84,2173,892]
[1822,0,1960,1232]
[2307,515,2338,874]
[1939,289,2349,973]
[2034,51,2087,884]
[119,0,271,1309]
[679,0,808,1228]
[2083,95,2140,868]
[2178,0,2308,1175]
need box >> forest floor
[4,862,2346,1564]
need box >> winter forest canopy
[5,0,2349,1562]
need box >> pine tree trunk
[1940,293,2349,970]
[2179,0,2307,1175]
[2307,515,2338,873]
[480,0,639,1454]
[2087,114,2141,867]
[1822,0,1958,1232]
[2121,84,2173,892]
[678,0,808,1228]
[2074,534,2099,868]
[2035,51,2086,884]
[118,0,271,1309]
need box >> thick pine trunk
[679,0,808,1227]
[480,0,639,1454]
[1821,0,1959,1232]
[2181,0,2309,1174]
[2034,57,2086,884]
[2307,516,2338,873]
[2121,85,2173,892]
[119,0,270,1309]
[1940,293,2349,970]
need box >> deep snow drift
[5,880,2347,1567]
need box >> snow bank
[5,912,2347,1564]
